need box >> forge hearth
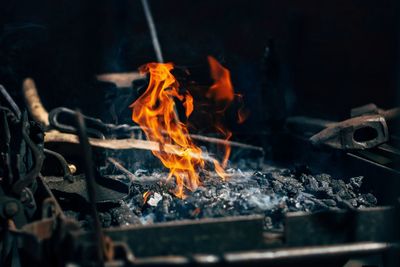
[60,165,377,231]
[1,81,399,265]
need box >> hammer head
[309,115,389,150]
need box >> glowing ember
[143,191,151,204]
[130,57,239,198]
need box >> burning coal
[130,57,238,198]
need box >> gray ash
[125,166,377,231]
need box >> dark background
[0,0,399,135]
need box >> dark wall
[0,0,399,131]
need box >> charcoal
[302,175,320,193]
[302,198,316,211]
[119,168,376,231]
[271,180,285,195]
[350,176,364,189]
[331,179,356,199]
[253,171,270,187]
[357,193,377,207]
[336,198,355,210]
[98,212,112,228]
[109,201,141,226]
[321,199,337,207]
[349,198,358,207]
[314,173,332,184]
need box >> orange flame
[206,56,234,178]
[206,56,234,105]
[130,57,240,198]
[236,94,250,124]
[143,191,151,204]
[237,108,249,124]
[130,62,204,198]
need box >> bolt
[4,201,19,218]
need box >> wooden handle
[22,78,49,127]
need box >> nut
[4,201,19,218]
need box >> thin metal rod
[75,110,105,265]
[107,157,137,182]
[0,84,21,119]
[140,0,164,63]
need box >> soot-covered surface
[122,166,377,231]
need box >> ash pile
[125,165,377,231]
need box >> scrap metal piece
[43,174,128,204]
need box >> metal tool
[309,104,400,150]
[75,109,106,265]
[0,84,21,119]
[141,0,164,63]
[49,107,143,139]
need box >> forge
[1,1,400,266]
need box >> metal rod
[75,110,105,265]
[224,242,399,263]
[140,0,164,63]
[0,84,21,119]
[107,157,137,182]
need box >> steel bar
[223,242,398,265]
[44,131,217,163]
[0,84,21,119]
[102,215,264,257]
[140,0,164,63]
[107,157,137,182]
[75,110,105,265]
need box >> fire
[130,57,241,198]
[206,56,234,105]
[236,94,250,124]
[143,191,151,204]
[206,56,234,178]
[130,62,204,198]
